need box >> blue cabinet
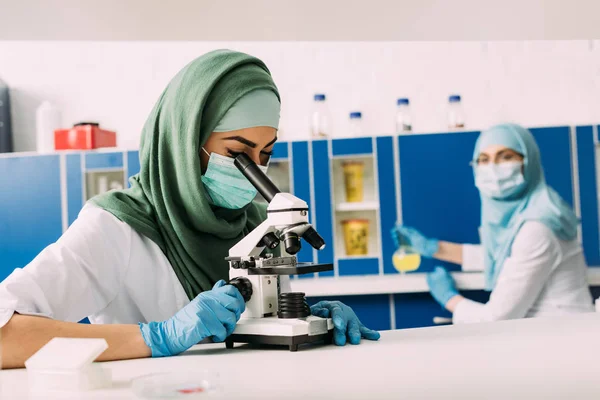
[395,290,490,329]
[398,131,481,273]
[307,294,392,331]
[311,140,334,277]
[0,155,63,280]
[529,127,574,206]
[377,136,399,275]
[126,151,141,186]
[576,126,600,266]
[291,141,314,274]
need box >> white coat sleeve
[462,244,485,272]
[0,205,132,328]
[453,221,561,324]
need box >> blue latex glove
[427,266,459,307]
[310,301,381,346]
[139,280,245,357]
[391,224,439,257]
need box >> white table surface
[3,313,600,399]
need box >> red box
[54,123,117,150]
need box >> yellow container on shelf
[342,219,369,256]
[342,161,364,202]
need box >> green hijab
[91,49,280,300]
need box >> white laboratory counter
[2,313,600,399]
[291,269,600,297]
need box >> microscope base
[225,315,334,352]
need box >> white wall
[1,40,600,151]
[2,0,600,40]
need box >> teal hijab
[91,50,280,300]
[474,124,578,290]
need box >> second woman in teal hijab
[392,124,593,323]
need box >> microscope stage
[225,315,334,352]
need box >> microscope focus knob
[259,232,280,249]
[228,276,253,302]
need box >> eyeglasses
[470,152,525,167]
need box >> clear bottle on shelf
[35,101,62,153]
[447,94,465,130]
[310,93,331,139]
[349,111,363,136]
[395,98,412,133]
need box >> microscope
[225,153,334,352]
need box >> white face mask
[475,162,526,199]
[201,149,268,209]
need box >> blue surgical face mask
[201,148,268,209]
[475,162,526,200]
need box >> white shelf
[337,254,379,261]
[290,269,600,297]
[335,201,379,212]
[331,153,374,160]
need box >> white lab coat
[0,204,291,328]
[455,221,594,323]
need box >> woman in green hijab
[0,50,379,368]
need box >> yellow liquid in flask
[392,252,421,273]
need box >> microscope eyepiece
[234,153,280,202]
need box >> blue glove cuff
[423,238,440,258]
[436,288,459,306]
[139,321,175,358]
[427,267,459,307]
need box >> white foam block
[25,338,111,391]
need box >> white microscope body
[226,154,333,351]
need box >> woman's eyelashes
[226,149,272,167]
[501,153,520,161]
[227,149,243,158]
[476,152,522,165]
[227,149,273,158]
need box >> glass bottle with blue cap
[349,111,363,136]
[396,98,412,133]
[310,93,331,138]
[447,94,465,129]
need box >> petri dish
[131,371,219,398]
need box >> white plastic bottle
[310,94,331,138]
[395,98,412,133]
[349,112,364,137]
[447,94,465,130]
[35,101,62,153]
